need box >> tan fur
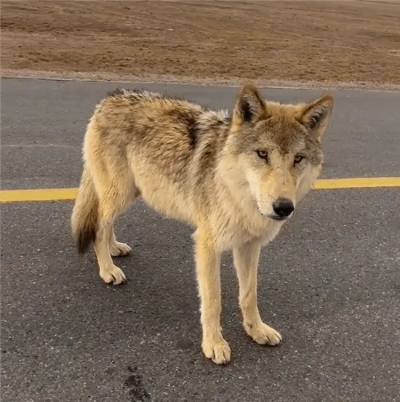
[71,84,334,364]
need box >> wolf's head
[222,84,334,221]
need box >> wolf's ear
[299,95,334,141]
[233,84,268,125]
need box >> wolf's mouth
[268,215,289,221]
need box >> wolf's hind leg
[109,229,132,257]
[108,185,139,257]
[94,210,126,285]
[92,167,137,284]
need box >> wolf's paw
[202,337,231,365]
[110,242,132,257]
[244,321,282,346]
[100,265,127,285]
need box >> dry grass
[1,1,400,86]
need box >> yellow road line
[0,177,399,203]
[0,188,78,203]
[313,177,400,189]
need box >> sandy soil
[1,1,400,88]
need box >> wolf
[71,84,334,365]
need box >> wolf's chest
[214,217,283,251]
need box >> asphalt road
[1,78,400,402]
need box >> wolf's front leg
[233,241,282,346]
[194,229,231,365]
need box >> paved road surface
[1,78,400,402]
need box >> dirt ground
[1,1,400,87]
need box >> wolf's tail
[71,166,99,254]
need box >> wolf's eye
[294,154,305,164]
[256,150,268,161]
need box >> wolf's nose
[272,198,294,218]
